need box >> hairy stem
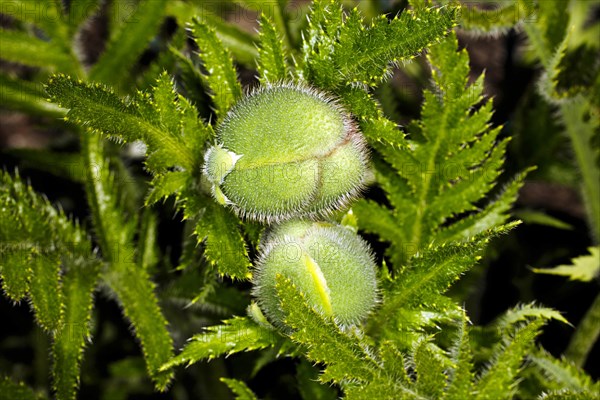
[560,98,600,243]
[565,292,600,367]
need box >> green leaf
[258,14,288,83]
[45,74,196,172]
[0,29,76,74]
[494,303,571,331]
[190,19,243,119]
[166,1,258,66]
[513,209,574,231]
[375,224,517,328]
[0,170,99,400]
[559,96,600,242]
[160,317,280,370]
[137,209,159,271]
[193,199,251,280]
[276,275,418,398]
[0,376,44,400]
[221,378,259,400]
[456,0,536,35]
[333,7,457,86]
[276,275,377,383]
[67,0,100,32]
[355,32,519,267]
[90,0,168,87]
[533,247,600,282]
[529,349,600,394]
[0,73,65,117]
[81,134,173,390]
[444,315,475,400]
[413,337,448,398]
[52,258,100,400]
[474,320,544,400]
[437,169,532,243]
[145,171,189,205]
[301,3,456,88]
[28,253,63,332]
[1,0,70,44]
[0,251,31,302]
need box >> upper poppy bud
[203,83,369,223]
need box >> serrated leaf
[413,337,447,398]
[0,171,99,400]
[194,199,250,280]
[334,7,457,86]
[457,0,536,35]
[160,317,280,370]
[368,224,518,340]
[221,378,259,400]
[46,75,195,172]
[190,19,242,119]
[444,315,474,400]
[0,251,31,302]
[529,349,600,393]
[494,303,571,331]
[356,32,520,268]
[276,275,378,384]
[166,1,258,66]
[52,258,100,400]
[28,253,63,332]
[533,247,599,282]
[258,14,288,83]
[475,320,544,400]
[276,276,419,398]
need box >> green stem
[565,292,600,367]
[561,98,600,243]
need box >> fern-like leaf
[221,378,259,400]
[368,223,518,343]
[0,171,100,400]
[474,320,545,400]
[355,32,524,267]
[533,246,600,282]
[190,19,243,119]
[301,1,457,88]
[81,135,173,390]
[192,199,251,280]
[257,13,288,83]
[45,74,198,172]
[160,317,280,370]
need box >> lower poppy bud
[252,220,378,328]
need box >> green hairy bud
[203,83,369,223]
[252,220,378,328]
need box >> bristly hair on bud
[203,82,370,224]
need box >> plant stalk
[565,291,600,367]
